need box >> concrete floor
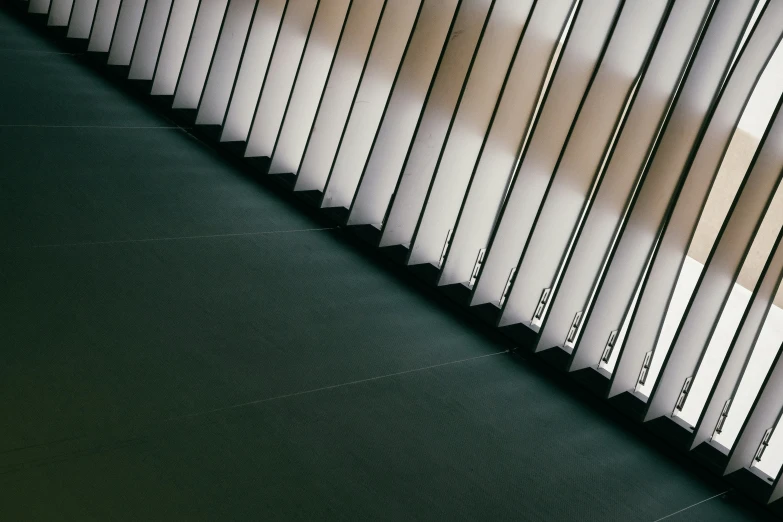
[0,8,775,521]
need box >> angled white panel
[172,0,229,109]
[67,0,98,39]
[543,0,713,369]
[347,0,461,227]
[294,0,385,190]
[220,0,287,142]
[624,2,783,412]
[472,0,622,309]
[268,0,352,174]
[87,0,121,52]
[406,0,536,266]
[501,0,670,334]
[725,343,783,482]
[438,0,574,286]
[150,0,200,96]
[196,0,257,125]
[107,0,146,66]
[29,0,51,15]
[128,0,173,80]
[646,124,783,421]
[571,0,757,393]
[321,0,425,208]
[379,0,492,246]
[245,0,319,158]
[48,0,74,26]
[714,304,783,456]
[603,0,764,396]
[675,186,783,429]
[695,232,783,450]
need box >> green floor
[0,9,773,521]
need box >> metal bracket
[438,229,453,269]
[499,267,516,307]
[468,248,486,288]
[674,376,693,412]
[754,427,774,462]
[600,330,618,364]
[533,288,551,321]
[565,311,583,347]
[714,399,732,435]
[637,351,652,387]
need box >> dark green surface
[0,8,772,521]
[0,126,314,247]
[0,10,162,128]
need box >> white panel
[628,3,783,416]
[67,0,98,39]
[347,0,460,227]
[695,234,783,450]
[294,0,385,190]
[379,0,492,246]
[196,0,257,125]
[128,0,173,80]
[150,0,200,96]
[87,0,121,52]
[542,0,713,368]
[29,0,51,15]
[245,0,319,158]
[321,0,424,208]
[107,0,146,66]
[472,0,622,309]
[406,0,536,266]
[48,0,74,26]
[678,188,783,430]
[725,343,783,483]
[268,0,352,174]
[438,0,574,286]
[220,0,287,143]
[646,126,783,421]
[715,307,783,455]
[601,0,763,397]
[172,0,229,109]
[500,0,670,334]
[572,0,756,393]
[615,3,778,388]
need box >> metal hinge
[674,376,693,412]
[601,330,618,363]
[754,427,774,462]
[714,399,732,435]
[637,351,653,386]
[468,248,486,288]
[498,267,516,307]
[438,229,453,268]
[533,288,551,321]
[565,311,583,347]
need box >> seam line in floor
[164,349,511,424]
[2,227,339,251]
[651,490,731,522]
